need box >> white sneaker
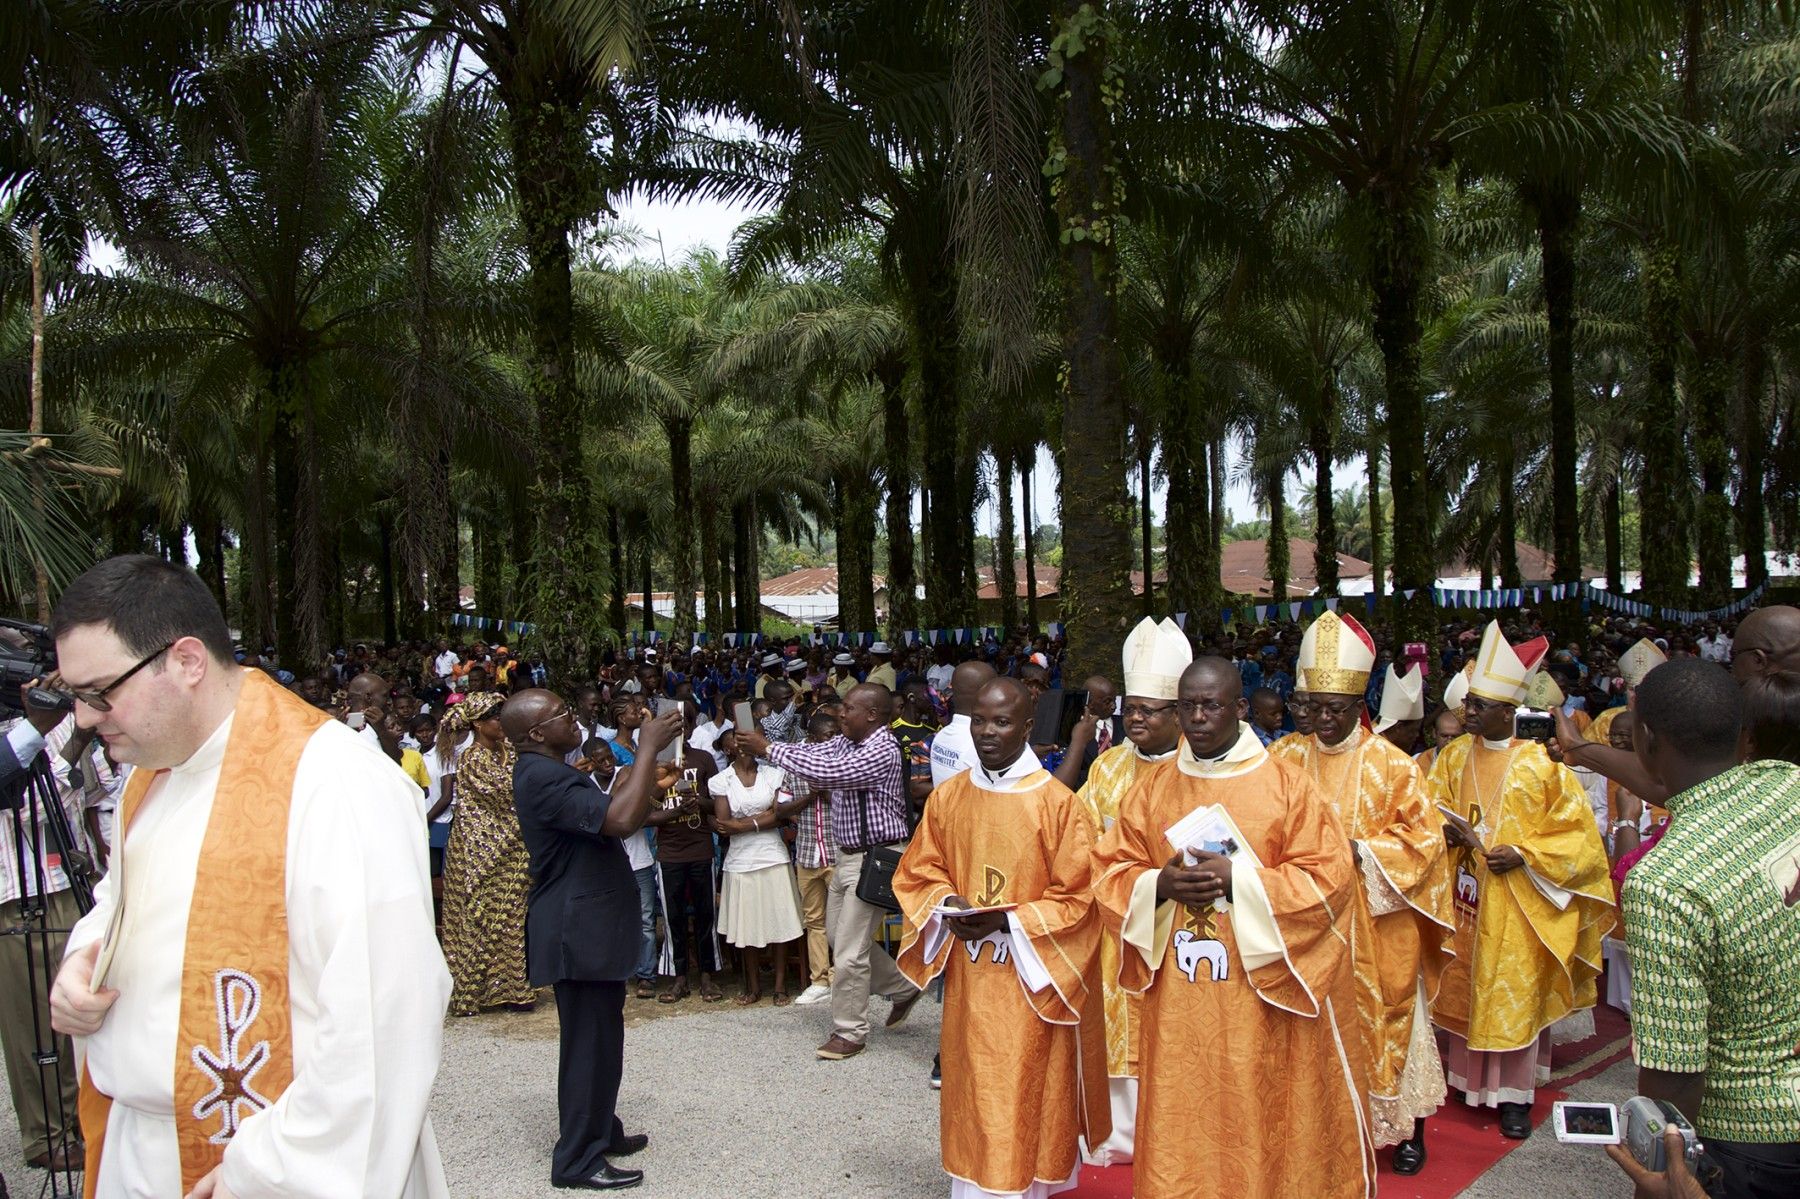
[793,984,831,1006]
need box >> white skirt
[717,863,805,948]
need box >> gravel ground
[0,989,1643,1199]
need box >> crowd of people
[1,554,1795,1198]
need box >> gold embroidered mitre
[1297,611,1376,697]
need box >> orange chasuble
[893,760,1110,1196]
[1270,725,1455,1146]
[1091,725,1374,1199]
[79,670,326,1197]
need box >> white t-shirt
[708,763,790,872]
[434,650,459,679]
[930,714,980,788]
[423,734,471,824]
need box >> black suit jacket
[512,751,642,986]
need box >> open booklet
[931,901,1019,918]
[1164,803,1264,912]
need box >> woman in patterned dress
[438,691,536,1015]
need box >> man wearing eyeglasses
[1091,656,1370,1198]
[46,554,452,1199]
[1426,619,1612,1143]
[1270,613,1453,1176]
[1067,618,1190,1166]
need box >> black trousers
[551,979,627,1184]
[657,859,722,975]
[1711,1138,1800,1199]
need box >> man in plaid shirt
[787,711,840,1007]
[741,684,923,1059]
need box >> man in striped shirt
[742,683,922,1059]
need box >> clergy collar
[1134,741,1180,763]
[1314,724,1365,757]
[171,711,237,777]
[970,745,1048,792]
[1177,721,1267,779]
[1479,735,1515,751]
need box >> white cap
[785,658,805,674]
[1618,638,1668,688]
[1121,617,1192,701]
[1467,620,1549,707]
[870,641,892,655]
[832,652,855,667]
[1373,664,1426,734]
[760,653,781,668]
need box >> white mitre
[1122,616,1192,700]
[1618,638,1668,689]
[1373,663,1426,733]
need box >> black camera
[0,616,60,718]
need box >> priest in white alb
[46,555,451,1199]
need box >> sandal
[734,991,761,1006]
[700,979,725,1002]
[635,981,656,1000]
[773,991,792,1007]
[658,981,689,1005]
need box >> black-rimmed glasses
[69,642,175,712]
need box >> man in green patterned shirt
[1624,660,1800,1199]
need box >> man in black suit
[503,688,685,1192]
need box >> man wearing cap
[1427,621,1613,1140]
[866,642,897,692]
[827,652,860,696]
[753,653,785,700]
[1069,619,1190,1165]
[1272,615,1453,1174]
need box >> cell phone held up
[1513,708,1555,743]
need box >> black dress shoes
[1498,1102,1533,1139]
[1392,1137,1426,1175]
[553,1162,643,1190]
[606,1134,649,1157]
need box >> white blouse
[708,762,792,873]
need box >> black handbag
[851,788,907,914]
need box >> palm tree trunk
[1367,425,1385,602]
[1498,448,1522,588]
[508,87,599,684]
[243,441,274,652]
[508,492,532,615]
[1690,348,1734,605]
[1530,179,1583,586]
[1138,433,1154,615]
[1739,341,1769,589]
[640,535,654,637]
[716,517,734,633]
[607,506,628,636]
[1163,371,1213,628]
[701,493,722,639]
[996,448,1019,631]
[1370,189,1437,639]
[916,272,969,628]
[881,363,918,636]
[1266,467,1290,604]
[1605,476,1624,592]
[271,406,302,667]
[1051,0,1133,683]
[1021,462,1039,630]
[835,474,878,634]
[666,416,697,646]
[1310,382,1339,597]
[194,507,226,612]
[379,513,398,645]
[1209,434,1226,553]
[433,447,458,619]
[1639,239,1689,602]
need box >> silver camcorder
[1622,1096,1702,1172]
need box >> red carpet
[1067,1006,1635,1198]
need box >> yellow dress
[1072,742,1176,1079]
[1270,726,1455,1146]
[893,763,1110,1197]
[1091,726,1374,1199]
[1426,735,1613,1051]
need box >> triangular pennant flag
[1175,611,1189,629]
[1325,597,1339,612]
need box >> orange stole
[892,769,1110,1194]
[81,669,327,1197]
